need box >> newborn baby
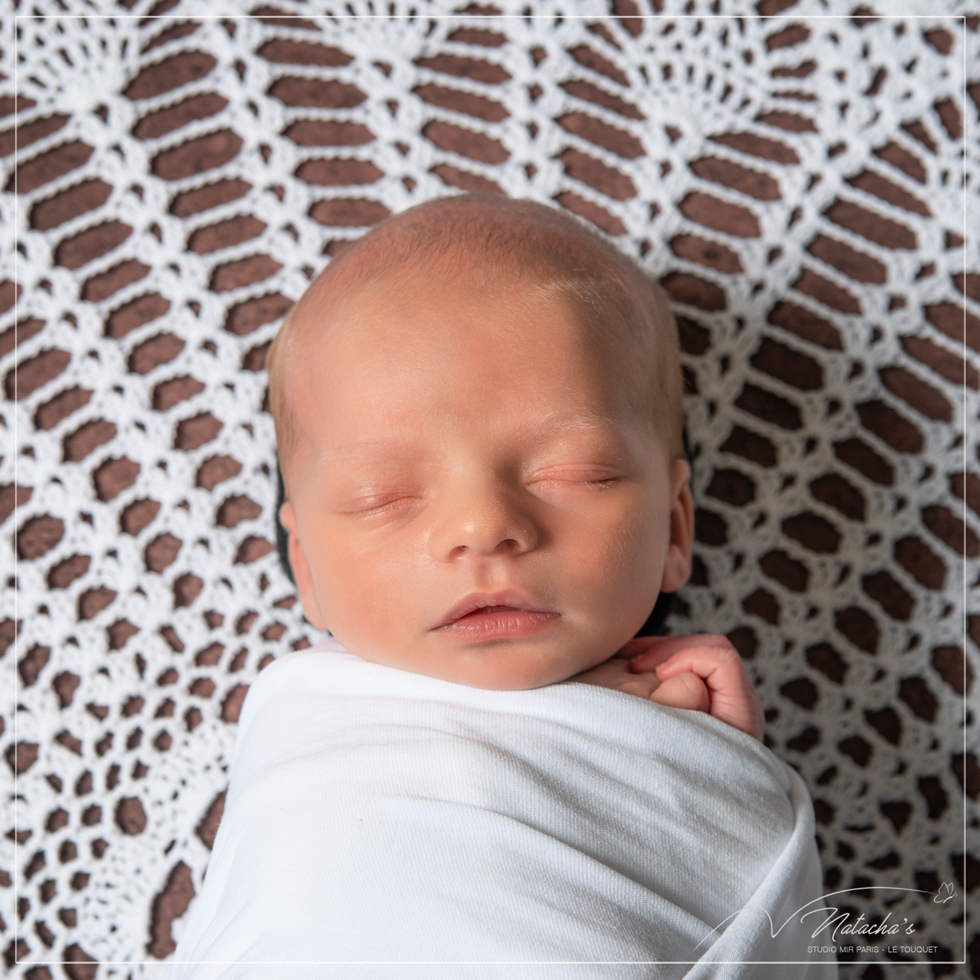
[273,195,762,737]
[171,197,833,978]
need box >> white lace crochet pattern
[1,0,977,976]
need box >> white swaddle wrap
[171,639,837,979]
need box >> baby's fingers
[655,646,764,742]
[650,671,710,714]
[628,634,732,674]
[654,643,743,685]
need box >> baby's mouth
[433,592,560,640]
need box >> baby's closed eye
[337,489,422,516]
[527,468,620,489]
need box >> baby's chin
[348,634,618,692]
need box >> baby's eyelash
[360,500,397,514]
[530,473,619,488]
[342,493,416,516]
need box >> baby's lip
[433,590,557,630]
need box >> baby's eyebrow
[314,414,630,477]
[324,416,620,459]
[531,412,620,433]
[522,414,638,454]
[319,440,420,463]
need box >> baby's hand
[570,655,668,702]
[573,635,764,742]
[627,634,764,741]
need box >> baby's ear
[660,459,694,593]
[279,502,328,631]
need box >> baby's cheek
[312,532,407,642]
[563,501,663,613]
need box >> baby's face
[280,270,692,690]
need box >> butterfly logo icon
[934,882,957,904]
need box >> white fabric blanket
[170,639,837,979]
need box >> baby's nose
[426,482,539,562]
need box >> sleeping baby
[170,197,836,978]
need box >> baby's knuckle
[699,633,728,645]
[714,645,741,665]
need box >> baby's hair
[268,195,684,491]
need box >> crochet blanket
[0,1,976,977]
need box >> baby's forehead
[292,277,635,451]
[291,259,608,375]
[270,197,683,471]
[283,229,656,408]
